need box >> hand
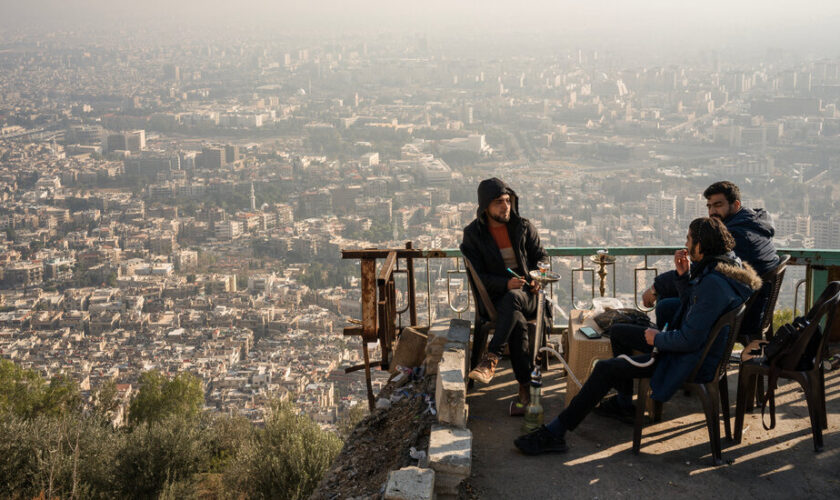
[644,328,659,346]
[642,286,657,307]
[507,277,526,290]
[674,249,690,276]
[529,280,541,294]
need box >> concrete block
[435,351,467,428]
[428,425,472,478]
[384,466,436,500]
[446,318,471,346]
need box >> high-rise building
[126,130,145,152]
[202,147,226,169]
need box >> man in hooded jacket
[461,178,547,413]
[514,217,761,455]
[644,181,778,342]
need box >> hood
[476,177,520,222]
[713,253,763,301]
[725,207,775,238]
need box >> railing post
[406,241,418,326]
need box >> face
[685,232,703,262]
[487,194,512,223]
[706,193,740,220]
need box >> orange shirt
[489,224,518,269]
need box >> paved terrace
[466,356,840,499]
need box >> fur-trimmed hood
[715,260,763,292]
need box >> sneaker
[468,352,499,384]
[514,425,568,455]
[593,395,635,425]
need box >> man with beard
[643,181,779,341]
[462,178,547,415]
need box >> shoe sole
[468,371,494,384]
[515,443,568,455]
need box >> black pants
[556,324,655,431]
[488,288,538,385]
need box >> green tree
[224,400,342,499]
[0,360,81,419]
[128,371,204,426]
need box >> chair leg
[802,372,824,452]
[734,370,754,444]
[719,375,731,441]
[697,384,723,465]
[633,379,649,455]
[819,367,828,430]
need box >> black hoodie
[461,178,547,303]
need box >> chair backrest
[463,257,497,322]
[688,303,746,384]
[782,281,840,371]
[756,254,791,337]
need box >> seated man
[514,217,761,454]
[462,178,547,414]
[644,181,778,341]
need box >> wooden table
[565,309,613,406]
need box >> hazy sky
[3,1,840,53]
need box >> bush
[112,414,210,499]
[224,401,342,499]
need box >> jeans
[556,323,656,431]
[654,297,681,330]
[488,288,538,384]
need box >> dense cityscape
[2,19,840,436]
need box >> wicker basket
[565,309,613,406]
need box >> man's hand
[507,277,527,290]
[644,328,660,346]
[529,280,541,294]
[674,248,690,276]
[642,286,657,307]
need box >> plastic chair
[734,281,840,452]
[633,303,746,465]
[742,255,790,409]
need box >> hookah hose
[617,322,666,368]
[617,348,658,367]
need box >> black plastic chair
[633,303,746,465]
[742,254,790,410]
[734,281,840,452]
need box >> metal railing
[342,244,840,409]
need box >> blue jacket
[650,254,761,401]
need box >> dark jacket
[650,254,762,401]
[653,207,779,297]
[460,178,547,304]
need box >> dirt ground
[311,374,438,500]
[465,355,840,499]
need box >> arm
[653,275,730,353]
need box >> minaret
[250,182,256,211]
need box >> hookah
[521,261,561,433]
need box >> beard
[488,212,510,224]
[710,213,724,220]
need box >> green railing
[421,246,840,324]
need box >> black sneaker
[514,425,568,455]
[593,395,635,425]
